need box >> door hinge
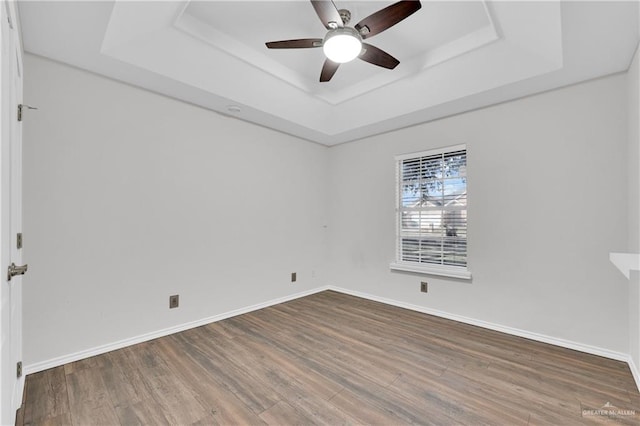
[16,361,22,378]
[17,104,37,122]
[17,233,22,249]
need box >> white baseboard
[24,286,330,375]
[629,355,640,392]
[26,284,639,393]
[326,286,631,363]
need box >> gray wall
[23,53,634,369]
[327,73,630,354]
[22,54,329,367]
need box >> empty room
[1,0,640,424]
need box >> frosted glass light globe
[323,28,362,63]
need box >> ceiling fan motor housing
[338,9,351,25]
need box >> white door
[1,1,24,424]
[9,2,23,415]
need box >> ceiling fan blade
[359,43,400,69]
[355,1,421,39]
[310,0,343,29]
[266,39,323,49]
[320,59,340,82]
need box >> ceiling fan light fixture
[322,27,362,63]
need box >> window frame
[390,144,471,280]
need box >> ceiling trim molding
[17,1,639,145]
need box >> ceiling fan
[265,0,422,82]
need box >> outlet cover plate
[169,294,179,309]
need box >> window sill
[389,262,472,280]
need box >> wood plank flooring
[17,291,640,425]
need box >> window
[390,145,471,279]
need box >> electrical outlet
[420,281,428,293]
[291,272,297,282]
[169,295,179,309]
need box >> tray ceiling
[18,1,640,145]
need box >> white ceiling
[18,1,640,146]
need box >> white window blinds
[396,145,467,270]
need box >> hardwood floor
[17,291,640,425]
